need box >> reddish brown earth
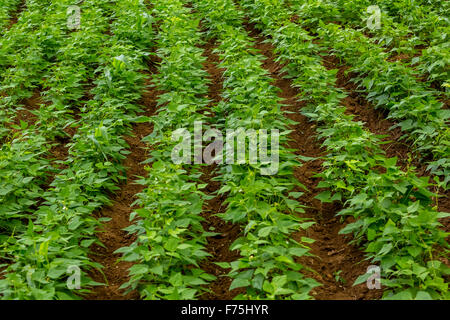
[12,90,42,128]
[197,41,243,300]
[6,0,26,30]
[86,127,149,300]
[201,41,224,109]
[86,65,159,300]
[387,52,412,62]
[245,22,383,300]
[321,56,425,172]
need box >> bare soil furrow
[197,40,242,300]
[6,0,26,30]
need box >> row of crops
[239,0,449,300]
[0,0,448,300]
[0,0,152,299]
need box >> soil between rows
[86,63,160,300]
[244,22,383,300]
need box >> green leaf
[214,262,231,269]
[289,192,304,198]
[251,273,264,290]
[129,264,149,276]
[289,247,309,257]
[263,280,274,294]
[385,289,413,300]
[149,265,164,276]
[258,226,273,237]
[229,278,250,290]
[164,238,178,252]
[47,267,67,279]
[353,272,371,286]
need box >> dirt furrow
[197,40,243,300]
[86,65,159,300]
[6,0,26,30]
[244,22,383,300]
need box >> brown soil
[199,164,243,300]
[245,22,383,300]
[387,53,412,62]
[197,41,243,300]
[86,128,149,300]
[86,65,159,300]
[6,0,26,30]
[201,41,225,109]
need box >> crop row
[0,0,111,298]
[0,0,153,299]
[0,0,62,139]
[118,0,321,300]
[0,1,113,232]
[240,0,449,299]
[0,0,69,90]
[289,0,448,71]
[297,0,450,87]
[285,0,449,183]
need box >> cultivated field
[0,0,448,300]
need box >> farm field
[0,0,448,301]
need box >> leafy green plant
[0,0,154,300]
[240,0,449,300]
[285,0,450,180]
[0,0,22,33]
[118,0,216,300]
[334,270,346,285]
[193,0,319,300]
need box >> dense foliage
[0,0,448,300]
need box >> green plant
[334,270,346,285]
[240,0,449,300]
[193,0,319,300]
[118,0,216,300]
[0,0,154,300]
